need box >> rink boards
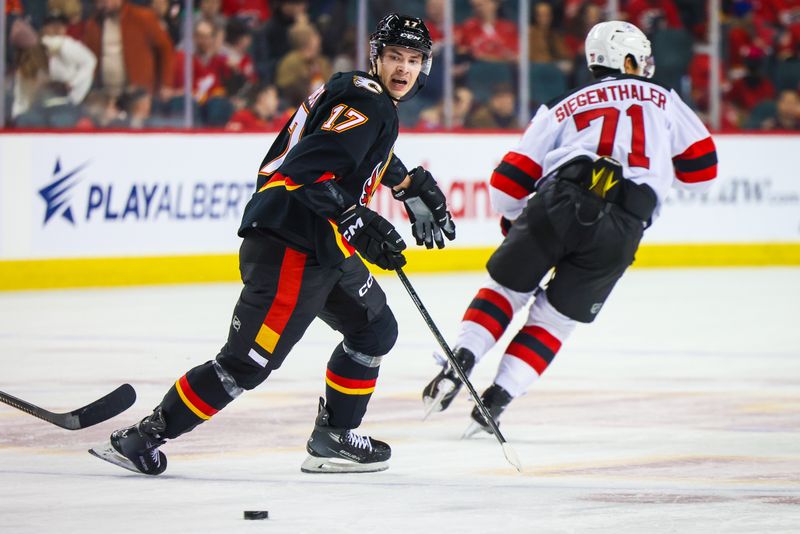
[0,132,798,289]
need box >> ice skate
[301,398,391,473]
[421,347,476,419]
[462,384,513,439]
[89,407,168,475]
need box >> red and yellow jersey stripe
[325,369,377,395]
[175,374,219,420]
[254,248,307,354]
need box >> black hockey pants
[157,232,398,439]
[488,158,654,323]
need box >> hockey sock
[456,278,532,360]
[494,292,575,397]
[324,342,381,429]
[158,360,242,439]
[495,325,561,397]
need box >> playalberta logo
[38,158,89,226]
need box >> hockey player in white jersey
[422,21,719,436]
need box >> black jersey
[239,71,403,267]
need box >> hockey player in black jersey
[90,13,455,475]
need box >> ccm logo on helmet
[400,32,422,41]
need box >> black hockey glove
[392,166,456,248]
[336,205,407,270]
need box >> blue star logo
[38,158,88,225]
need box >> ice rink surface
[1,268,798,533]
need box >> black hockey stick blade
[0,384,136,430]
[394,266,523,472]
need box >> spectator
[219,18,257,96]
[726,2,776,77]
[466,82,520,129]
[457,0,519,62]
[750,0,800,28]
[424,0,445,44]
[774,18,799,61]
[727,51,776,113]
[564,1,604,57]
[225,85,288,130]
[198,0,227,28]
[275,23,332,107]
[173,19,229,103]
[150,0,182,46]
[40,12,97,110]
[688,54,738,132]
[48,0,87,40]
[328,27,357,74]
[564,1,604,87]
[623,0,683,36]
[564,0,604,21]
[11,39,50,119]
[416,86,475,129]
[75,88,120,128]
[11,14,96,120]
[6,0,23,18]
[83,0,175,99]
[673,0,707,40]
[315,0,353,65]
[111,86,154,128]
[254,0,311,83]
[221,0,270,27]
[423,0,471,89]
[761,89,800,130]
[529,1,572,71]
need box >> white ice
[1,268,799,533]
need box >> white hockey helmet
[585,21,654,78]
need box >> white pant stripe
[248,348,268,368]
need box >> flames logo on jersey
[359,161,384,206]
[353,75,383,95]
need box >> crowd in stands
[3,0,799,131]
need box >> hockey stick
[0,384,136,430]
[394,266,523,472]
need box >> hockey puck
[243,511,269,520]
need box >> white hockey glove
[392,167,456,249]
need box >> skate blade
[461,420,492,439]
[422,380,455,420]
[300,455,388,474]
[88,441,142,475]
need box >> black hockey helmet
[369,13,433,100]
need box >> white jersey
[490,73,718,220]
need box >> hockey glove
[402,197,449,249]
[393,166,456,247]
[336,206,407,270]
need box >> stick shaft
[394,267,509,443]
